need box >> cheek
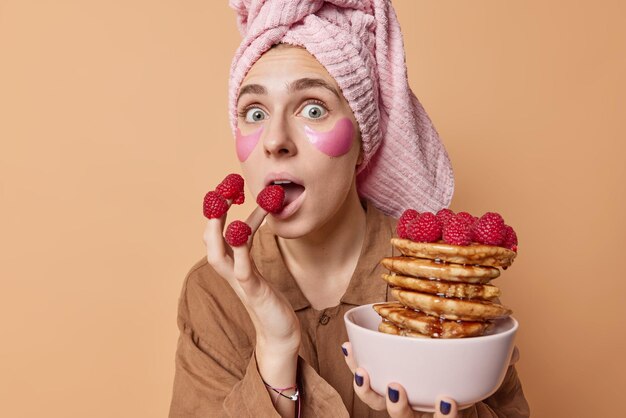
[303,117,355,157]
[235,126,263,162]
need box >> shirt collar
[250,201,396,311]
[251,223,310,311]
[340,202,395,306]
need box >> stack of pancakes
[374,238,517,339]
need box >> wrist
[256,340,300,367]
[256,334,301,357]
[255,344,299,391]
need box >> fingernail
[388,387,399,403]
[341,346,348,356]
[355,373,363,387]
[440,400,451,415]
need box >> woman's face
[236,45,362,238]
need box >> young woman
[169,2,529,417]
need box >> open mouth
[271,180,306,207]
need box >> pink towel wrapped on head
[228,0,454,216]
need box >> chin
[266,216,309,239]
[266,207,328,239]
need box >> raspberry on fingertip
[232,191,245,205]
[203,191,229,219]
[257,185,285,213]
[225,220,252,247]
[216,174,245,200]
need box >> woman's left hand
[341,342,459,417]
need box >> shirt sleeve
[168,317,282,417]
[168,267,282,418]
[168,263,351,418]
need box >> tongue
[281,183,305,206]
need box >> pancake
[381,257,499,283]
[374,302,493,338]
[391,238,516,268]
[378,320,430,338]
[391,288,512,321]
[381,273,500,301]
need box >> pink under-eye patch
[304,117,354,157]
[235,126,263,162]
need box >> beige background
[1,1,624,417]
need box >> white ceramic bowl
[344,303,518,412]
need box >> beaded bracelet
[262,379,301,418]
[263,380,299,402]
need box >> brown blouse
[168,204,530,417]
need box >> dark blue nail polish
[355,373,363,387]
[342,346,348,356]
[388,387,399,403]
[440,400,451,415]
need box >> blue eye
[245,107,267,123]
[301,104,327,119]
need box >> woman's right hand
[202,192,301,356]
[342,342,459,417]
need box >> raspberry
[406,212,442,243]
[397,209,419,239]
[215,174,245,200]
[225,220,252,247]
[456,211,477,226]
[443,215,473,246]
[452,212,478,241]
[203,191,229,219]
[233,191,245,205]
[256,185,285,213]
[473,212,506,245]
[502,225,518,251]
[436,208,455,228]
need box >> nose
[262,115,297,158]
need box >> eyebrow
[237,77,341,101]
[237,84,267,99]
[288,78,341,98]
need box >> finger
[385,383,414,418]
[353,368,386,411]
[203,218,233,271]
[434,396,458,417]
[341,342,358,374]
[245,206,268,243]
[225,207,268,297]
[231,244,264,298]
